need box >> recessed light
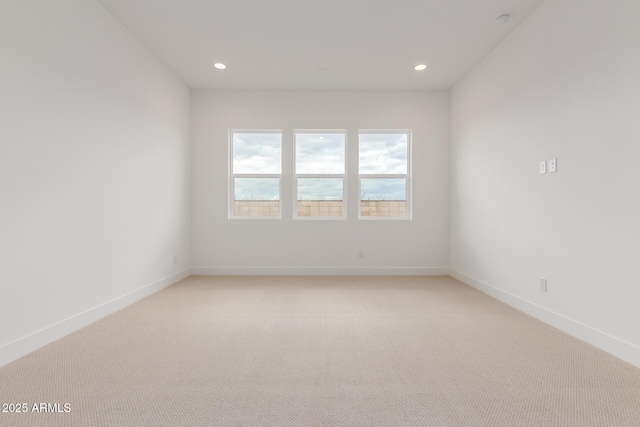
[213,62,227,70]
[414,64,427,71]
[496,14,510,24]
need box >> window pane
[296,133,345,174]
[297,178,343,200]
[234,178,279,200]
[359,133,408,174]
[233,133,282,173]
[297,178,343,217]
[360,178,406,218]
[360,178,406,200]
[233,178,279,217]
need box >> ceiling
[97,0,545,90]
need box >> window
[294,131,346,219]
[358,131,410,219]
[230,131,282,218]
[229,129,411,220]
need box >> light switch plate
[539,161,547,174]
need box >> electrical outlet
[539,161,547,174]
[549,158,557,173]
[540,278,547,292]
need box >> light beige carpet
[0,276,639,426]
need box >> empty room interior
[2,0,640,425]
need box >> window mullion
[359,174,406,179]
[296,174,344,179]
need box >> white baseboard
[449,268,640,369]
[11,268,636,370]
[191,267,449,276]
[0,269,191,368]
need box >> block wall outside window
[360,200,406,217]
[233,200,280,217]
[297,200,344,217]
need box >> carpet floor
[0,275,639,426]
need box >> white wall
[0,0,191,365]
[192,90,449,275]
[451,0,640,366]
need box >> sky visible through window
[296,133,345,201]
[360,178,406,200]
[359,133,407,200]
[296,133,345,174]
[234,178,279,200]
[359,133,408,174]
[232,133,281,200]
[298,178,343,200]
[232,132,407,200]
[233,133,281,174]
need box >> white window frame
[358,130,412,220]
[293,130,347,220]
[229,130,283,220]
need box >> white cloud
[359,133,408,174]
[296,133,345,174]
[233,133,282,173]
